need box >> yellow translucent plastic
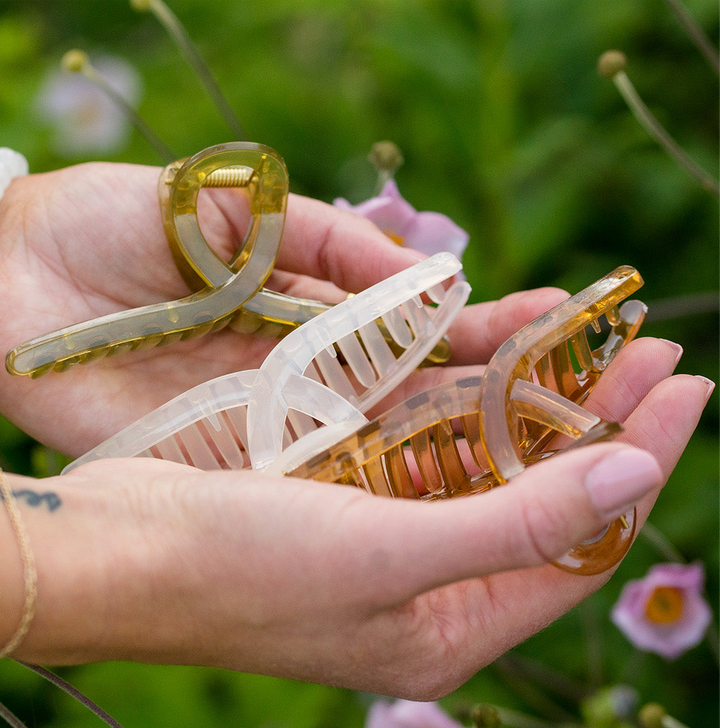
[6,143,289,377]
[479,265,645,482]
[289,266,647,575]
[6,141,449,377]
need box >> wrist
[4,466,188,666]
[4,473,115,663]
[0,473,33,654]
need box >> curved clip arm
[288,266,647,576]
[6,142,289,378]
[7,142,451,378]
[63,253,468,476]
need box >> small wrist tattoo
[0,489,62,512]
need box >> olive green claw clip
[6,141,450,377]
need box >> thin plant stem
[705,619,720,668]
[662,0,720,76]
[373,169,393,196]
[146,0,247,140]
[493,656,579,723]
[619,647,646,685]
[0,702,27,728]
[581,599,603,690]
[612,71,720,198]
[12,662,125,728]
[498,652,587,703]
[80,63,176,164]
[639,521,686,563]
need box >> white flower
[36,55,142,157]
[0,148,28,197]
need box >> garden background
[0,0,717,725]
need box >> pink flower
[334,180,469,268]
[611,562,712,659]
[366,699,463,728]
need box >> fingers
[356,361,711,607]
[177,185,426,296]
[263,268,349,305]
[279,194,428,294]
[616,373,714,482]
[542,337,684,455]
[574,337,713,479]
[446,287,570,366]
[437,372,714,685]
[355,443,662,607]
[581,337,683,425]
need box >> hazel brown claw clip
[288,266,647,575]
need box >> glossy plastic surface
[248,253,469,471]
[7,142,451,377]
[288,266,647,575]
[64,253,469,474]
[6,142,288,377]
[479,265,645,483]
[288,377,609,489]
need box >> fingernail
[696,375,716,402]
[657,339,683,368]
[585,449,662,521]
[402,248,427,262]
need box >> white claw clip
[64,253,470,474]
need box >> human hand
[0,162,570,457]
[1,336,710,698]
[0,162,435,455]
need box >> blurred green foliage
[0,0,717,726]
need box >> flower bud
[368,141,404,175]
[598,50,628,78]
[582,685,639,727]
[638,703,666,728]
[61,49,89,74]
[471,704,501,728]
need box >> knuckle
[517,490,576,564]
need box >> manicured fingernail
[657,339,683,367]
[696,375,715,402]
[585,449,662,521]
[402,248,427,262]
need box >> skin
[0,164,712,698]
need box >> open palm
[0,162,710,695]
[20,336,706,697]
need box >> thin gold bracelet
[0,468,37,659]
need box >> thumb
[367,444,662,604]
